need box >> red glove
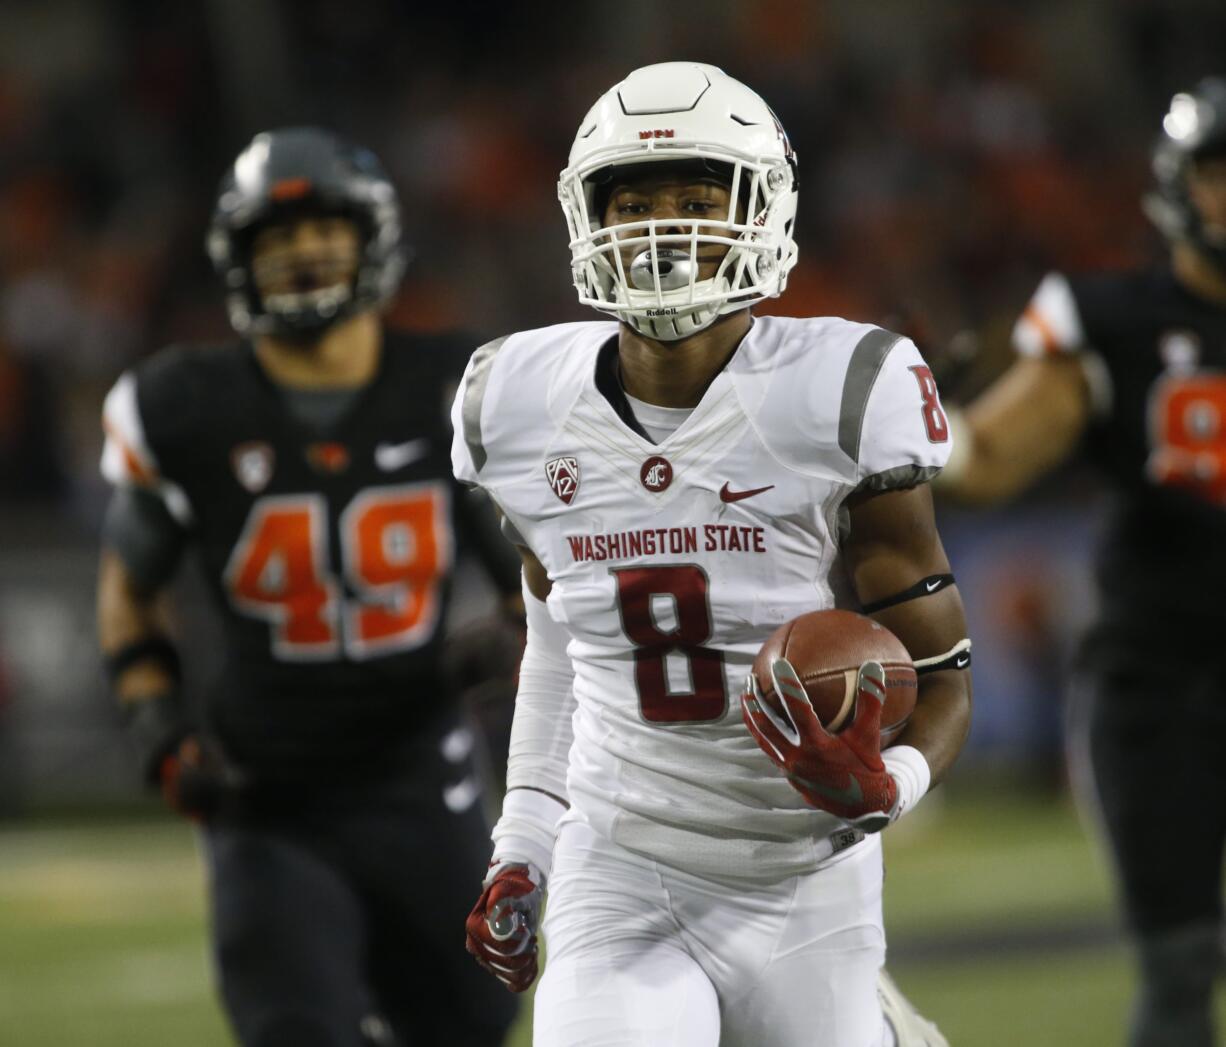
[158,735,243,822]
[742,658,898,833]
[464,861,543,993]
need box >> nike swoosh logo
[375,438,430,471]
[926,579,941,592]
[955,654,970,668]
[719,482,775,503]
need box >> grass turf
[0,793,1220,1045]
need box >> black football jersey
[1014,266,1226,657]
[102,331,491,781]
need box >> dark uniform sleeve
[101,487,188,593]
[100,346,207,584]
[452,487,523,598]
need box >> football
[751,609,916,747]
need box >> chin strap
[622,298,722,341]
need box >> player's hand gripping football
[465,860,544,993]
[742,658,898,833]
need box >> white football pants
[534,817,887,1046]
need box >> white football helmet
[559,62,799,341]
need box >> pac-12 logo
[231,441,275,493]
[546,456,580,505]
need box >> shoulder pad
[731,317,950,490]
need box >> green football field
[0,791,1221,1045]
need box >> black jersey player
[96,128,520,1047]
[937,79,1226,1047]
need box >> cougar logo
[640,456,673,493]
[546,456,580,505]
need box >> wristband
[104,636,181,686]
[491,787,568,876]
[882,744,931,823]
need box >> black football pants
[201,720,518,1047]
[1078,656,1226,937]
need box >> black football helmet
[206,127,407,337]
[1146,77,1226,273]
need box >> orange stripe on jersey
[103,418,158,486]
[1022,303,1062,355]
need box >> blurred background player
[458,62,970,1046]
[96,127,521,1047]
[936,78,1226,1047]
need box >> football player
[96,128,520,1047]
[936,78,1226,1047]
[457,63,971,1046]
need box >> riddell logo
[640,455,673,493]
[646,307,678,317]
[638,129,675,140]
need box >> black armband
[914,639,972,675]
[104,635,182,687]
[861,573,956,615]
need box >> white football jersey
[451,315,951,882]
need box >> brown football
[751,609,916,747]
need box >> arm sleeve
[452,487,523,598]
[101,487,188,594]
[100,371,195,526]
[488,574,576,872]
[855,336,953,493]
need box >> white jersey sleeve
[1012,272,1086,357]
[450,335,511,487]
[100,370,194,525]
[854,334,952,491]
[101,371,160,487]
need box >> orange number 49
[224,484,450,661]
